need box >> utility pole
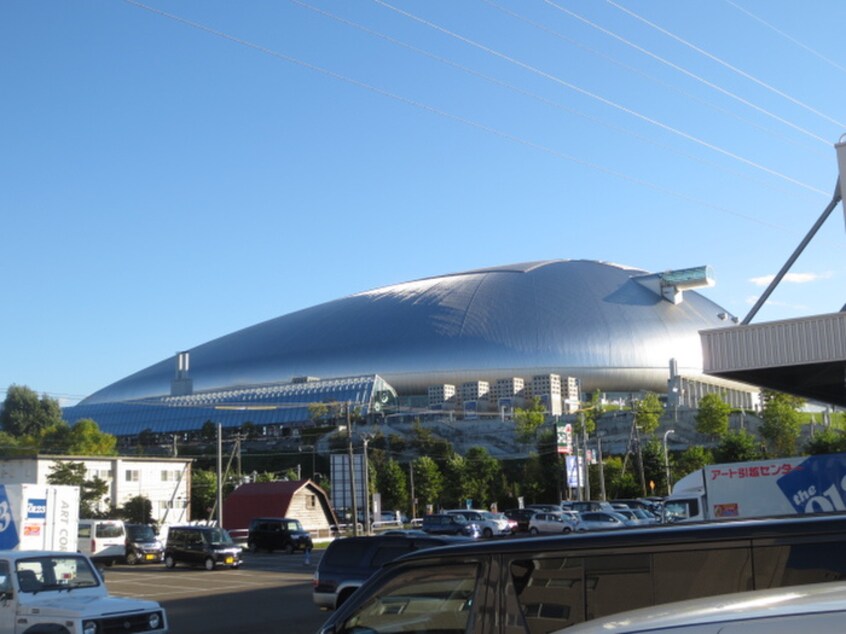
[217,423,223,529]
[347,402,359,537]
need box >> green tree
[582,391,604,436]
[443,454,471,507]
[514,397,547,443]
[695,393,731,439]
[412,456,444,512]
[602,456,642,499]
[1,385,63,437]
[200,420,218,442]
[376,458,408,513]
[119,495,153,524]
[39,419,117,456]
[805,427,846,455]
[47,461,110,518]
[674,446,714,481]
[715,429,761,463]
[462,447,501,509]
[634,392,663,436]
[760,390,804,457]
[190,469,219,521]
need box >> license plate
[225,556,234,564]
[145,554,155,560]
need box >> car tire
[285,543,294,555]
[530,527,539,535]
[204,557,215,571]
[562,527,572,534]
[483,527,493,538]
[126,550,139,565]
[248,541,259,553]
[164,555,176,569]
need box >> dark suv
[421,513,481,537]
[164,526,242,571]
[124,523,164,565]
[312,533,470,610]
[247,517,313,554]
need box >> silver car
[577,510,635,531]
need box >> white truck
[0,484,80,552]
[0,549,168,633]
[664,453,846,522]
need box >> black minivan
[317,514,846,633]
[164,526,242,571]
[247,517,313,554]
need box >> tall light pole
[663,429,675,496]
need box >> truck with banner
[664,453,846,522]
[0,484,80,551]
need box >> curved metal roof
[81,259,735,405]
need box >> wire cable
[606,0,846,128]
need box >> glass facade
[62,375,397,437]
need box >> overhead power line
[606,0,846,129]
[372,0,829,196]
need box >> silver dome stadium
[80,259,735,406]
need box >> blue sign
[777,454,846,513]
[27,498,47,519]
[0,485,20,550]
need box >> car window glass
[653,547,753,604]
[754,540,846,587]
[339,563,479,634]
[511,557,584,633]
[326,540,364,567]
[370,544,412,567]
[585,554,652,621]
[96,523,124,538]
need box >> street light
[663,429,675,495]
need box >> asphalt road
[104,550,330,634]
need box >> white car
[614,507,659,525]
[444,510,510,537]
[528,512,577,534]
[558,580,846,633]
[0,550,168,633]
[577,510,635,531]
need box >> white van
[559,581,846,633]
[77,519,126,566]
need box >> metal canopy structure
[702,312,846,407]
[702,137,846,407]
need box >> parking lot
[104,550,329,634]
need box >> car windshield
[16,555,100,593]
[204,528,235,544]
[128,525,157,541]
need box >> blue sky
[2,0,845,405]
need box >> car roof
[559,581,846,633]
[379,514,846,564]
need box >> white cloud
[748,271,833,287]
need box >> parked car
[0,550,168,633]
[526,504,562,513]
[570,500,615,513]
[504,508,537,533]
[444,509,510,537]
[164,525,242,570]
[577,510,635,531]
[312,533,471,610]
[124,523,164,565]
[247,517,312,554]
[614,507,660,525]
[421,514,481,537]
[77,518,126,566]
[528,511,577,534]
[316,513,846,633]
[559,581,846,633]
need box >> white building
[0,455,193,525]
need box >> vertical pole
[363,437,371,535]
[217,423,223,529]
[409,462,416,521]
[598,436,606,501]
[347,402,359,537]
